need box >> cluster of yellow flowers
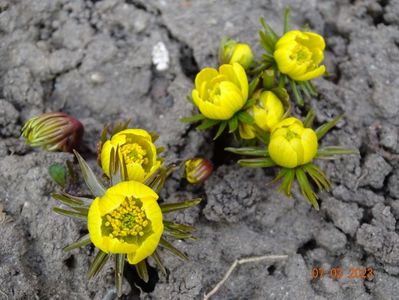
[184,9,357,208]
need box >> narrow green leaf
[279,168,296,196]
[180,114,206,123]
[115,254,126,297]
[243,98,257,110]
[160,198,202,214]
[53,207,87,219]
[88,251,109,279]
[159,238,188,261]
[156,147,165,154]
[163,220,195,232]
[289,79,304,106]
[213,121,227,140]
[224,147,268,157]
[260,17,279,46]
[63,234,91,252]
[49,163,67,187]
[258,30,273,53]
[238,157,276,168]
[135,260,149,283]
[303,163,331,191]
[304,80,318,96]
[73,150,106,197]
[316,146,360,159]
[228,116,238,133]
[164,229,196,240]
[196,119,219,130]
[237,111,255,125]
[315,115,343,140]
[152,250,167,275]
[295,168,319,210]
[299,82,311,98]
[149,168,167,194]
[303,109,315,128]
[52,193,86,207]
[269,168,289,186]
[283,7,291,33]
[248,76,260,98]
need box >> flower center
[120,143,148,165]
[285,129,300,141]
[102,196,152,242]
[290,45,311,64]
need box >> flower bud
[192,63,248,120]
[219,38,254,70]
[268,117,318,168]
[21,112,84,152]
[274,30,326,81]
[185,158,213,184]
[250,90,284,132]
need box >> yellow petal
[271,117,303,133]
[293,65,326,81]
[232,62,248,100]
[301,128,318,164]
[302,32,326,49]
[239,123,256,139]
[195,68,218,90]
[268,136,298,168]
[125,162,146,182]
[87,197,105,250]
[101,140,114,177]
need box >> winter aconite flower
[185,158,213,184]
[21,112,83,152]
[274,30,326,81]
[268,117,318,168]
[192,63,248,120]
[219,38,254,70]
[101,129,162,182]
[88,181,163,264]
[238,91,284,140]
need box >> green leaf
[283,7,291,33]
[152,250,167,275]
[260,17,279,46]
[53,207,87,219]
[243,98,257,110]
[73,150,106,197]
[88,251,109,279]
[316,146,359,159]
[115,254,126,297]
[63,234,91,252]
[237,111,255,124]
[156,147,165,154]
[49,163,67,187]
[160,198,202,214]
[159,238,188,261]
[52,192,86,207]
[269,168,289,185]
[278,168,295,196]
[315,115,343,140]
[213,121,227,140]
[163,229,196,240]
[258,30,273,53]
[196,119,219,130]
[304,80,318,96]
[135,260,149,283]
[289,79,304,106]
[299,82,311,98]
[163,220,195,232]
[238,157,276,168]
[228,116,238,133]
[303,109,315,128]
[248,76,260,98]
[303,163,331,191]
[180,114,206,123]
[224,146,268,157]
[295,168,319,210]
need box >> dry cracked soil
[1,0,399,299]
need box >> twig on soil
[203,254,289,300]
[0,287,8,300]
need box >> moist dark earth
[1,0,399,299]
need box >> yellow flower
[238,122,257,140]
[88,181,163,264]
[250,91,284,132]
[192,63,248,120]
[219,39,254,70]
[268,117,318,168]
[101,129,161,182]
[274,30,326,81]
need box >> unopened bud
[21,112,84,152]
[185,158,213,184]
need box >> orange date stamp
[311,266,374,281]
